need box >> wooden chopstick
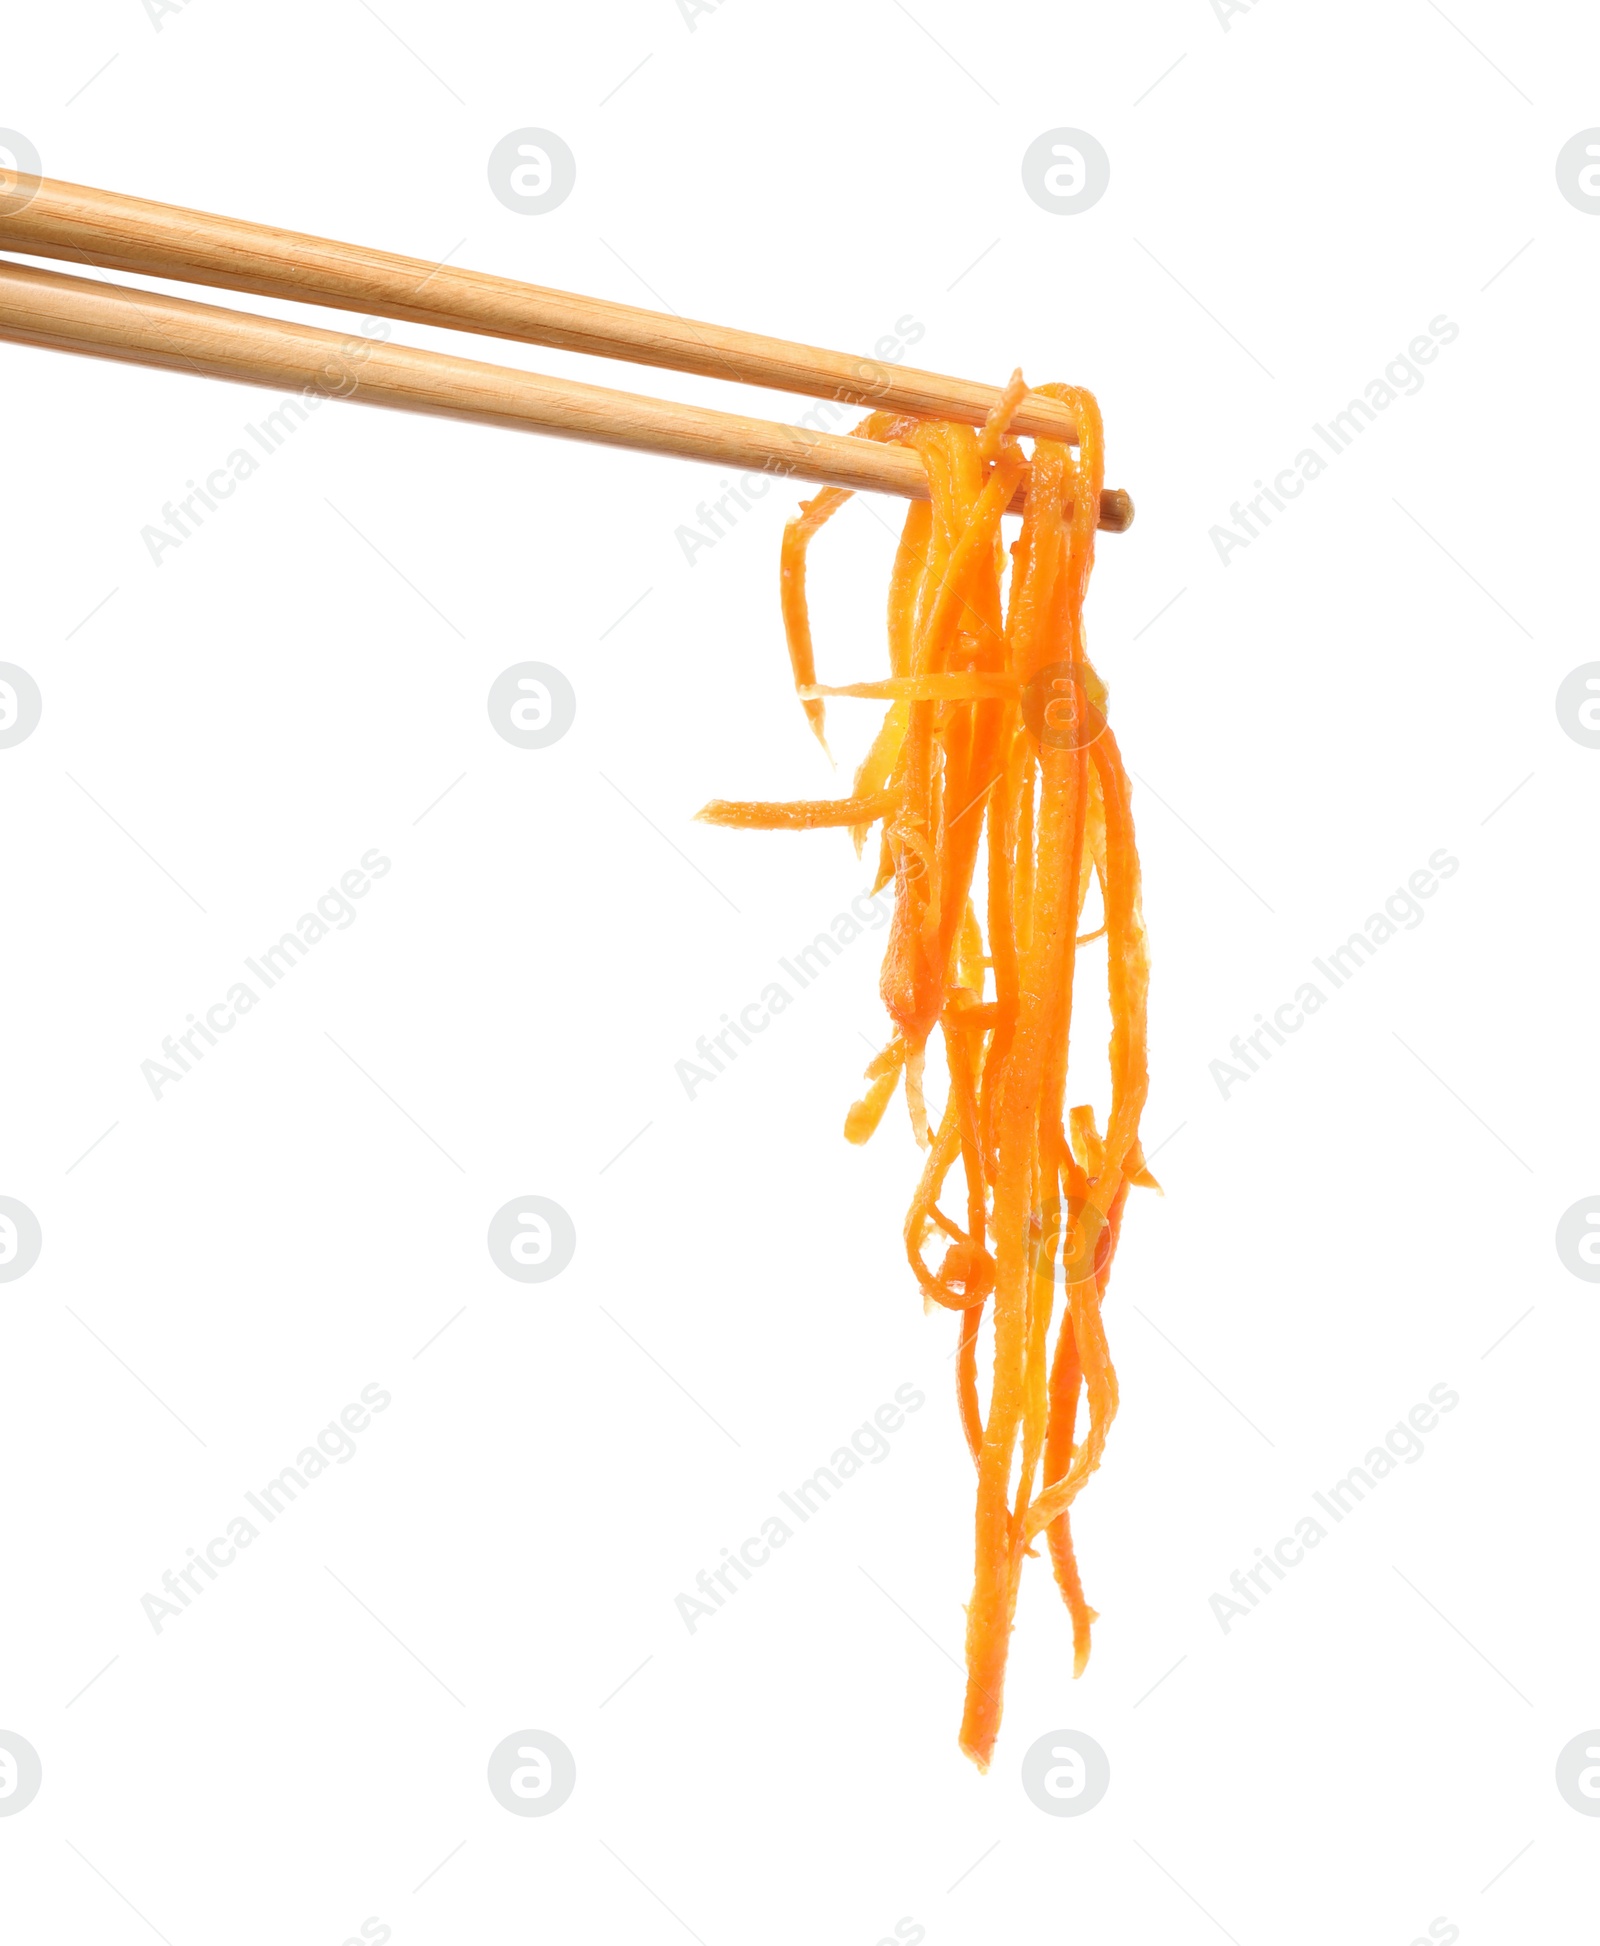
[0,260,1134,528]
[0,174,1087,446]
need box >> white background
[1,2,1596,1941]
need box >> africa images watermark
[1210,1383,1459,1634]
[675,1383,926,1632]
[142,848,392,1099]
[1210,847,1458,1100]
[140,321,392,566]
[143,0,204,27]
[674,315,925,566]
[142,1384,391,1633]
[675,0,736,31]
[676,882,893,1098]
[1208,0,1268,28]
[1209,315,1459,567]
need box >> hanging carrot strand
[697,381,1153,1770]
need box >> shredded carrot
[698,381,1153,1770]
[697,789,900,831]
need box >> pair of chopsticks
[0,174,1132,530]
